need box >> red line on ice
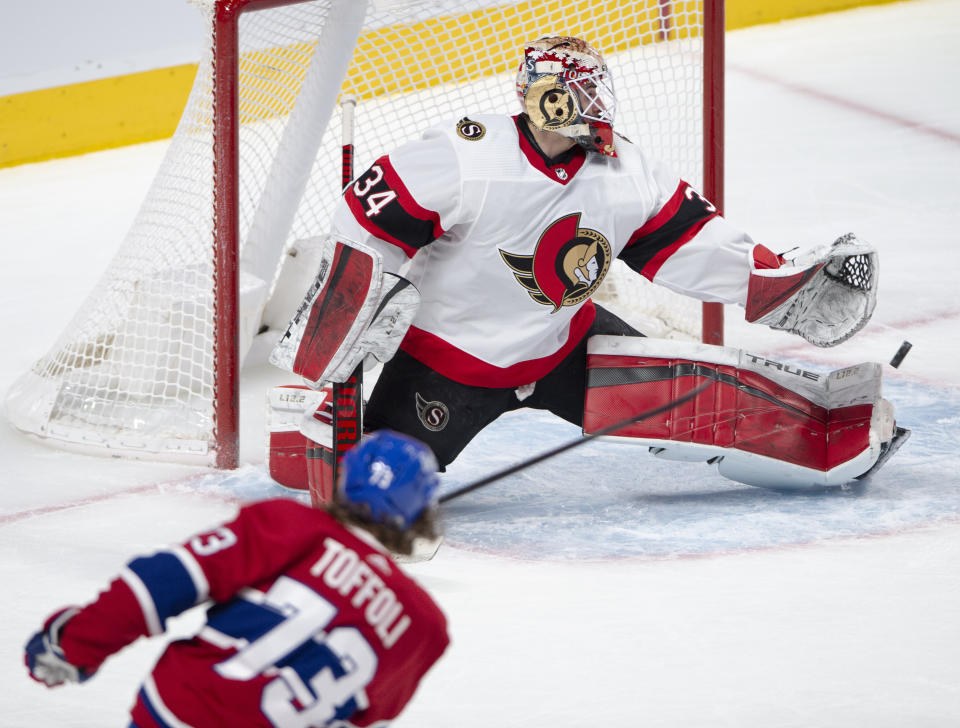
[0,479,245,527]
[0,484,160,526]
[729,64,960,145]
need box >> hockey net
[5,0,721,466]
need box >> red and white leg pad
[584,336,897,490]
[267,383,344,507]
[266,384,330,493]
[302,404,337,509]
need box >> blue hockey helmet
[339,430,440,529]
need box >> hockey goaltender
[265,35,908,500]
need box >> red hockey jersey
[55,499,449,728]
[332,113,762,388]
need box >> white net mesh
[5,0,709,463]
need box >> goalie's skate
[394,534,445,564]
[854,426,911,481]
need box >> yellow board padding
[342,0,697,101]
[236,1,683,115]
[0,0,903,169]
[1,64,197,168]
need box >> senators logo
[499,213,612,312]
[415,392,449,431]
[456,118,486,141]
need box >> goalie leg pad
[301,399,338,508]
[266,385,331,491]
[584,335,897,489]
[266,384,341,506]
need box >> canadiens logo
[415,392,449,431]
[499,213,612,312]
[456,118,486,141]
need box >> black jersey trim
[618,181,718,278]
[345,155,445,257]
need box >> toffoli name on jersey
[310,537,411,649]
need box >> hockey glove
[25,608,94,687]
[745,233,877,347]
[270,237,420,387]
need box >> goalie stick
[438,381,714,504]
[332,96,362,490]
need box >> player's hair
[325,501,441,556]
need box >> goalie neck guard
[515,36,617,157]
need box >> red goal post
[703,0,726,346]
[6,0,726,468]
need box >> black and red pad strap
[619,181,719,280]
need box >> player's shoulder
[394,565,447,619]
[606,132,652,173]
[393,571,450,648]
[454,113,515,142]
[239,497,313,517]
[425,113,518,152]
[423,114,523,179]
[391,114,514,181]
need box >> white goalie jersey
[330,113,761,388]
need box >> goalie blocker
[269,236,419,387]
[267,236,420,504]
[584,336,908,489]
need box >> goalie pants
[365,305,640,468]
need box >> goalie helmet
[515,36,617,156]
[339,430,439,529]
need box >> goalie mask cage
[5,0,724,468]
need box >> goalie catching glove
[269,236,419,386]
[746,232,877,347]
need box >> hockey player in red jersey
[25,430,449,728]
[267,36,906,498]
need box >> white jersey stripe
[169,545,210,604]
[119,566,163,637]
